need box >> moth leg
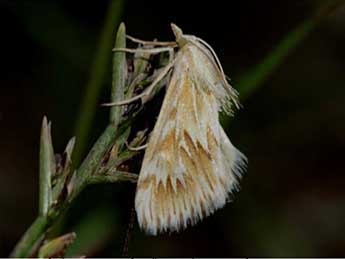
[167,48,174,63]
[126,35,177,47]
[102,58,176,106]
[125,141,148,151]
[112,47,173,55]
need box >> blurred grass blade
[110,23,127,126]
[238,1,345,100]
[38,232,76,258]
[39,116,55,216]
[6,1,90,69]
[65,207,117,257]
[74,0,123,164]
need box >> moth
[107,24,247,235]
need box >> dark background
[1,0,345,257]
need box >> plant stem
[68,124,117,202]
[10,22,131,258]
[11,123,132,257]
[88,171,138,184]
[10,217,49,257]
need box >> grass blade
[238,1,345,100]
[39,116,55,216]
[110,23,127,126]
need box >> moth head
[171,23,188,48]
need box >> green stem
[11,121,131,258]
[10,217,49,257]
[88,171,138,184]
[10,20,131,258]
[68,124,118,202]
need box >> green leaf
[39,116,55,216]
[110,22,127,126]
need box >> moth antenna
[194,37,226,81]
[102,58,176,106]
[126,35,177,47]
[112,47,173,55]
[171,25,237,107]
[194,37,241,109]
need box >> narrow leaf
[39,116,55,216]
[238,1,345,100]
[64,136,76,165]
[110,22,127,126]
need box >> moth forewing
[135,24,247,235]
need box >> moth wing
[135,64,246,235]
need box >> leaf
[39,116,55,216]
[110,22,127,126]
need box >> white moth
[109,24,247,235]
